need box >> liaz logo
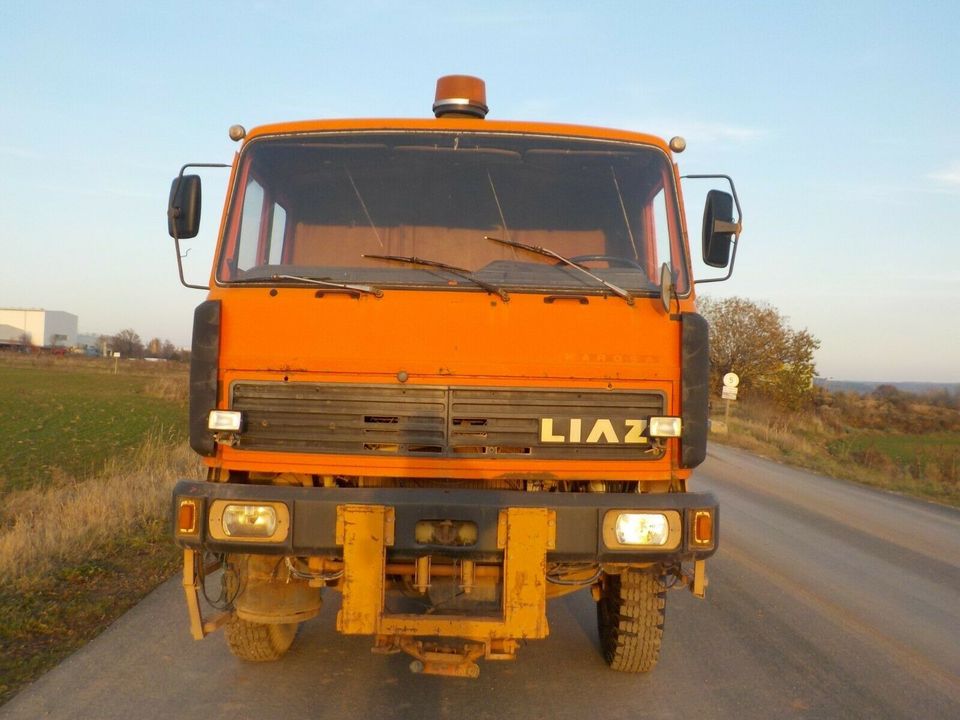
[539,418,648,444]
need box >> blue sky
[1,1,958,381]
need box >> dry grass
[0,435,201,585]
[143,375,189,402]
[0,352,188,382]
[712,401,960,507]
[0,359,195,703]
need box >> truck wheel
[224,616,298,662]
[596,570,666,672]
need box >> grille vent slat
[231,383,665,459]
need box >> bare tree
[111,329,145,359]
[160,339,178,360]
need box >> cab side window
[236,177,288,270]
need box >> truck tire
[224,616,298,662]
[596,570,666,672]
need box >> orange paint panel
[241,118,674,155]
[211,288,680,382]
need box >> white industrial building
[0,308,78,348]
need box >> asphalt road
[3,445,959,719]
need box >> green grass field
[829,431,960,485]
[0,361,187,493]
[834,431,960,460]
[0,355,195,705]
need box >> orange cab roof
[242,117,673,154]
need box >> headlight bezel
[648,416,682,438]
[602,510,682,550]
[208,410,243,432]
[208,500,290,543]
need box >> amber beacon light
[433,75,489,118]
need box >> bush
[699,297,819,411]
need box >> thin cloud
[930,163,960,187]
[0,145,40,160]
[673,121,765,145]
[584,115,765,147]
[30,181,151,200]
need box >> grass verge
[710,403,960,508]
[0,431,200,706]
[0,524,180,704]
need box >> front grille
[232,384,446,455]
[231,383,665,460]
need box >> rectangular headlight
[614,512,670,546]
[602,510,681,550]
[222,505,277,537]
[208,500,290,542]
[208,410,242,432]
[649,416,682,437]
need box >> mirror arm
[713,219,740,234]
[682,173,743,220]
[683,173,744,285]
[173,234,209,291]
[171,163,230,291]
[694,235,739,285]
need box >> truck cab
[168,75,740,678]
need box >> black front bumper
[173,480,718,563]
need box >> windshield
[217,131,689,295]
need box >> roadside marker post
[721,373,739,426]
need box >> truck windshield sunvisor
[216,132,689,296]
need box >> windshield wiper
[270,274,383,298]
[362,254,509,302]
[484,236,634,305]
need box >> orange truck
[167,75,742,678]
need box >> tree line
[700,296,959,426]
[106,329,189,362]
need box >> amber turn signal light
[177,499,198,534]
[692,510,713,546]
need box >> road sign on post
[721,372,739,427]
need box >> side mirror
[702,189,736,268]
[168,175,202,239]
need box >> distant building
[0,308,78,348]
[0,323,27,349]
[76,333,109,356]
